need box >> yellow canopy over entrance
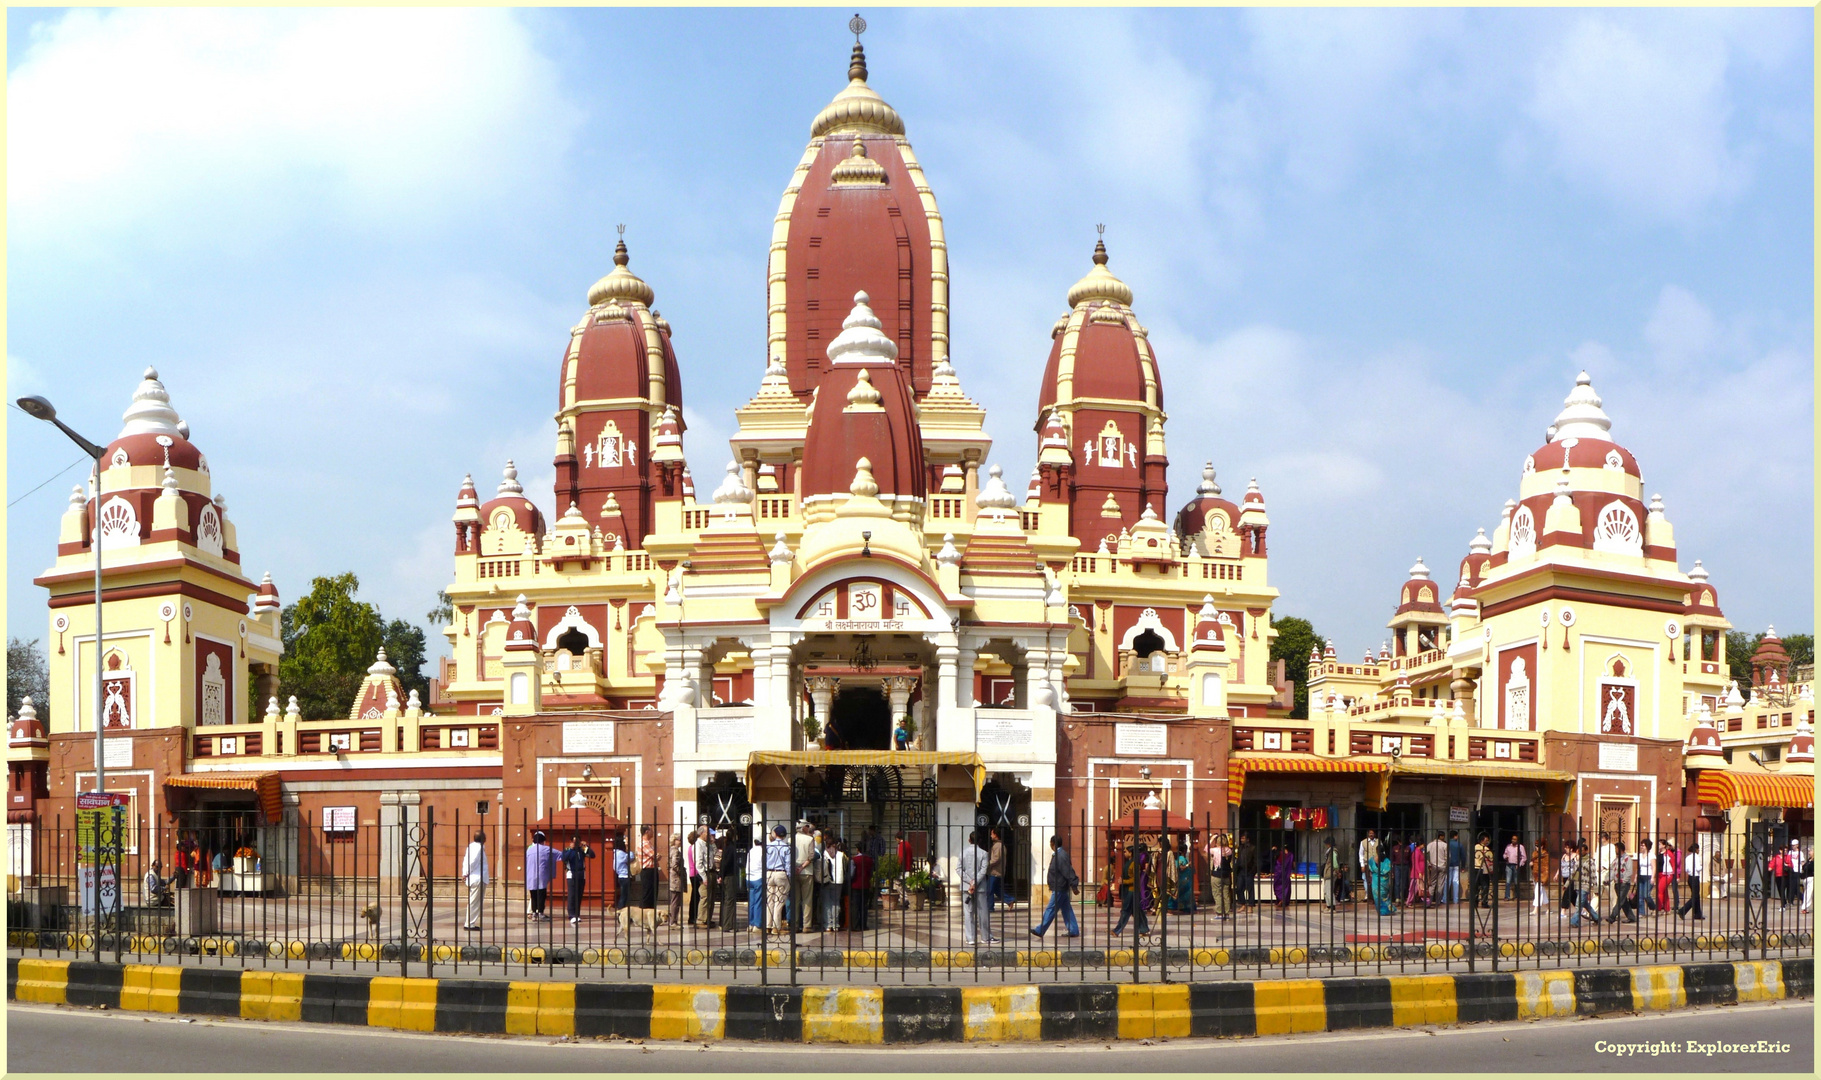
[745,750,987,800]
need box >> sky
[7,7,1813,672]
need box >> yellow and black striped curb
[8,956,1810,1042]
[11,928,1811,967]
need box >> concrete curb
[9,956,1810,1042]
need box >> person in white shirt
[461,830,489,931]
[959,829,993,946]
[1357,829,1379,905]
[1675,846,1704,920]
[688,828,712,927]
[819,839,848,932]
[1596,833,1617,913]
[745,837,766,931]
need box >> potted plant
[874,853,901,910]
[903,867,932,911]
[801,715,822,750]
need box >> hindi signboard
[1114,722,1168,757]
[695,712,753,749]
[563,720,616,755]
[1597,742,1639,772]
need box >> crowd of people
[444,823,1813,938]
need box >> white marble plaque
[1115,722,1168,757]
[1597,742,1638,772]
[696,712,753,749]
[563,720,616,755]
[975,713,1033,750]
[102,736,133,770]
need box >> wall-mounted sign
[1449,805,1471,824]
[323,806,357,834]
[563,720,616,755]
[976,713,1034,750]
[1597,742,1638,772]
[102,737,133,770]
[1114,722,1168,757]
[696,713,753,749]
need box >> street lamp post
[18,396,108,956]
[17,396,107,795]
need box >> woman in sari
[1272,846,1295,917]
[1407,836,1428,906]
[1371,852,1394,916]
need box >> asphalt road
[6,999,1811,1073]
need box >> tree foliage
[279,573,429,719]
[7,638,50,724]
[1269,615,1324,719]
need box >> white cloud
[1642,285,1721,371]
[7,8,580,255]
[1526,15,1747,222]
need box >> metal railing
[6,808,1811,983]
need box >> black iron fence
[7,807,1811,983]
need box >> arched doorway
[827,685,891,750]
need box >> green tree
[1270,615,1324,719]
[426,589,453,627]
[382,618,430,708]
[7,637,50,724]
[281,573,385,719]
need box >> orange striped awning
[1227,754,1389,806]
[1696,769,1815,811]
[164,772,283,823]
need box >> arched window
[509,672,529,705]
[1132,629,1165,659]
[1508,507,1536,558]
[1592,501,1642,555]
[556,627,590,656]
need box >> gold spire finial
[1093,224,1108,266]
[848,14,868,80]
[614,224,629,267]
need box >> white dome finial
[1550,371,1613,442]
[712,461,754,506]
[119,366,185,440]
[1408,557,1430,580]
[1468,528,1492,555]
[975,465,1017,512]
[826,294,899,366]
[1198,462,1220,496]
[498,459,522,496]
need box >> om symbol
[852,590,879,613]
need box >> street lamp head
[16,395,56,421]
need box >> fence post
[426,803,436,980]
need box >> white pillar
[956,646,978,709]
[751,644,772,714]
[935,646,960,752]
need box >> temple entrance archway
[828,685,891,750]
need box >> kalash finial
[614,223,628,267]
[848,14,868,81]
[1093,223,1108,266]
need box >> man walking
[1446,831,1465,904]
[960,829,994,946]
[1236,835,1259,908]
[461,829,488,932]
[1391,833,1411,908]
[1320,836,1342,910]
[1569,840,1602,927]
[986,829,1008,913]
[1502,834,1526,901]
[1471,834,1493,909]
[1031,835,1081,938]
[1675,846,1705,919]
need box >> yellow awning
[164,772,283,824]
[1696,769,1815,810]
[1390,761,1578,814]
[1227,754,1389,806]
[746,750,986,800]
